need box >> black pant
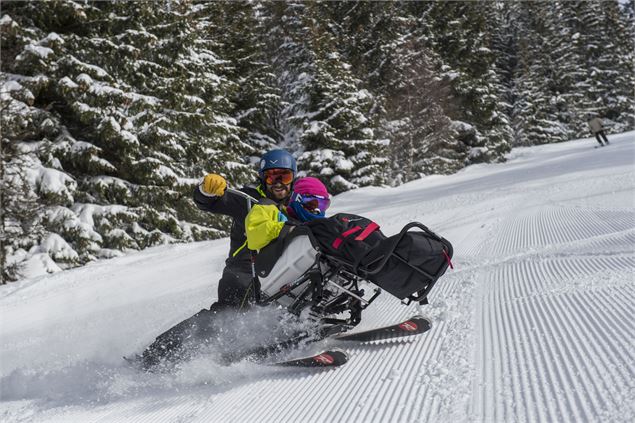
[217,265,254,307]
[595,130,609,145]
[140,265,254,368]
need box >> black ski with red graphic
[333,315,431,342]
[272,349,348,368]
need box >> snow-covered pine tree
[295,2,387,193]
[0,84,47,281]
[1,0,249,273]
[1,8,82,276]
[551,0,605,136]
[262,1,387,193]
[3,0,633,281]
[323,1,399,98]
[502,3,569,145]
[572,0,635,134]
[260,2,315,151]
[201,1,282,157]
[489,1,516,134]
[376,3,461,181]
[318,2,403,182]
[598,0,635,132]
[507,0,633,145]
[418,1,511,163]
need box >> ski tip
[312,349,348,367]
[409,316,432,330]
[273,349,349,368]
[322,348,348,363]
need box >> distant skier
[587,115,610,146]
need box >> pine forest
[1,0,633,282]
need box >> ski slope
[1,133,634,423]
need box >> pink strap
[332,226,362,249]
[443,250,454,269]
[354,222,379,241]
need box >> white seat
[259,235,318,306]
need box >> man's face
[267,181,291,201]
[263,168,294,201]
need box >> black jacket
[193,184,286,267]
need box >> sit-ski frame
[227,187,381,330]
[258,252,382,331]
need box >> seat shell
[259,235,318,306]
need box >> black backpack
[306,213,385,269]
[307,213,453,302]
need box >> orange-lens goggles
[263,168,294,185]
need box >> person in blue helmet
[195,149,298,307]
[140,149,298,369]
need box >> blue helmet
[258,149,297,178]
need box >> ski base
[271,349,348,368]
[333,315,431,342]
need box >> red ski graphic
[398,321,418,332]
[274,349,348,368]
[313,353,335,365]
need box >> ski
[271,349,348,368]
[332,315,431,342]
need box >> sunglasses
[263,168,294,185]
[293,193,331,214]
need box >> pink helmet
[292,177,329,198]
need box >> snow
[75,72,93,86]
[67,56,109,79]
[14,253,63,280]
[36,234,79,263]
[1,132,634,422]
[41,33,63,45]
[22,45,54,59]
[450,119,474,132]
[468,146,489,159]
[156,164,178,179]
[2,81,23,92]
[0,14,15,26]
[23,165,76,204]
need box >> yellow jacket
[245,203,287,250]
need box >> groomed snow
[1,132,634,423]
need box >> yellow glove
[200,173,227,197]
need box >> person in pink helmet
[245,177,331,251]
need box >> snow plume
[0,305,321,407]
[174,305,322,366]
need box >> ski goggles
[292,193,331,214]
[263,168,294,185]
